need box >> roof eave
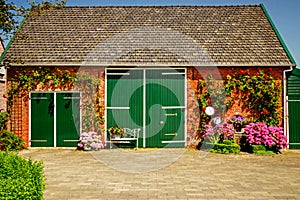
[260,4,297,67]
[7,62,296,68]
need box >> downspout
[283,66,293,148]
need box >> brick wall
[186,66,286,147]
[7,66,286,147]
[6,66,105,146]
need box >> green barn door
[288,96,300,149]
[106,68,185,148]
[56,93,81,147]
[146,69,185,147]
[30,93,54,147]
[106,70,143,145]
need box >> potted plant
[228,115,248,132]
[108,125,124,139]
[77,131,104,151]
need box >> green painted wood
[288,73,300,149]
[106,70,143,146]
[56,93,81,147]
[106,69,185,148]
[146,69,185,148]
[31,93,54,147]
[288,95,300,149]
[288,76,300,95]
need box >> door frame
[105,67,187,148]
[29,91,82,147]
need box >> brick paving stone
[19,149,300,200]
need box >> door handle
[164,133,177,136]
[160,121,164,125]
[165,113,177,116]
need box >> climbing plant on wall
[7,67,75,111]
[196,69,282,132]
[196,75,227,132]
[225,70,282,126]
[7,68,104,132]
[74,72,104,132]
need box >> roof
[2,5,296,67]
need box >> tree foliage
[0,0,66,42]
[0,0,25,40]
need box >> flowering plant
[77,131,104,151]
[244,122,287,152]
[108,125,124,136]
[228,115,248,126]
[202,121,235,144]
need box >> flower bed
[200,120,287,154]
[201,121,239,153]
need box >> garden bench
[110,128,140,149]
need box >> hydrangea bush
[202,121,235,144]
[244,122,287,152]
[77,131,104,151]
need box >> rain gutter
[5,63,297,67]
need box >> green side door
[146,69,185,147]
[31,92,80,147]
[30,93,54,147]
[288,95,300,149]
[56,93,81,147]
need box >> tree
[0,0,66,43]
[0,0,25,41]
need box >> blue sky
[12,0,300,66]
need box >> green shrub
[0,130,25,151]
[210,140,240,154]
[0,111,9,131]
[251,144,266,152]
[0,152,45,199]
[250,144,275,154]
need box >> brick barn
[0,5,296,148]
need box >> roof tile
[3,5,293,66]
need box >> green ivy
[196,69,282,132]
[75,72,104,132]
[7,68,75,112]
[7,68,104,133]
[196,75,227,132]
[225,70,282,126]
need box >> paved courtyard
[19,148,300,200]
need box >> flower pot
[234,123,242,132]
